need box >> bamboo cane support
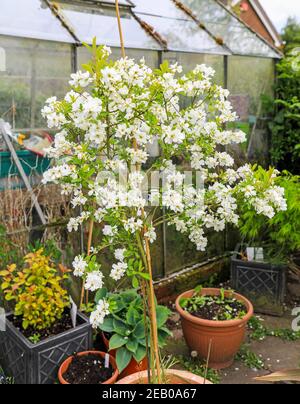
[80,219,94,308]
[115,0,162,383]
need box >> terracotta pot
[102,332,116,357]
[58,351,119,385]
[116,369,212,384]
[176,288,254,370]
[102,332,148,378]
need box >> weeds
[175,355,221,384]
[236,346,265,370]
[248,316,300,342]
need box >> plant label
[105,353,110,368]
[70,297,77,328]
[247,247,264,262]
[0,307,6,332]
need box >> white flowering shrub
[42,44,286,329]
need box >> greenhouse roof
[176,0,281,58]
[0,0,75,43]
[0,0,281,58]
[132,0,230,55]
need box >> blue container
[0,150,51,178]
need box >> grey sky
[260,0,300,32]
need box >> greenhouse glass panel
[0,0,74,43]
[132,0,229,54]
[77,47,159,69]
[136,14,228,54]
[228,56,274,118]
[56,1,161,50]
[163,52,224,84]
[0,36,72,130]
[227,56,275,163]
[179,0,280,58]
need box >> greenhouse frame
[0,0,282,277]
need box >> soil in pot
[182,293,247,321]
[9,311,78,342]
[63,353,114,384]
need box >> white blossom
[85,271,104,292]
[73,256,87,277]
[90,299,110,329]
[110,262,128,281]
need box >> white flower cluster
[42,46,287,329]
[90,299,110,329]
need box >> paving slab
[165,310,300,384]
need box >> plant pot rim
[176,288,254,328]
[116,369,212,384]
[58,351,119,385]
[4,311,91,348]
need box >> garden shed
[0,0,282,277]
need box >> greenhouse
[0,0,280,130]
[0,0,299,387]
[0,0,282,276]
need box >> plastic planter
[176,288,253,370]
[231,245,286,316]
[0,312,92,384]
[0,150,51,178]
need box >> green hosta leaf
[113,318,129,337]
[133,345,147,363]
[109,334,127,350]
[158,328,173,347]
[156,305,171,328]
[126,338,139,354]
[116,347,132,373]
[94,287,108,303]
[133,321,145,339]
[99,317,114,333]
[126,306,140,326]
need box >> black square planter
[231,245,286,316]
[0,312,92,384]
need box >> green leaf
[132,276,139,289]
[99,317,114,333]
[94,287,108,303]
[116,347,132,373]
[113,318,128,336]
[109,334,127,350]
[133,321,145,339]
[158,329,172,346]
[133,345,147,363]
[126,338,138,354]
[126,307,140,326]
[156,305,170,328]
[139,272,151,281]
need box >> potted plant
[0,249,92,384]
[176,287,253,369]
[58,351,119,384]
[231,173,300,315]
[41,41,286,383]
[98,289,171,377]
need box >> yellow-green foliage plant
[0,249,70,330]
